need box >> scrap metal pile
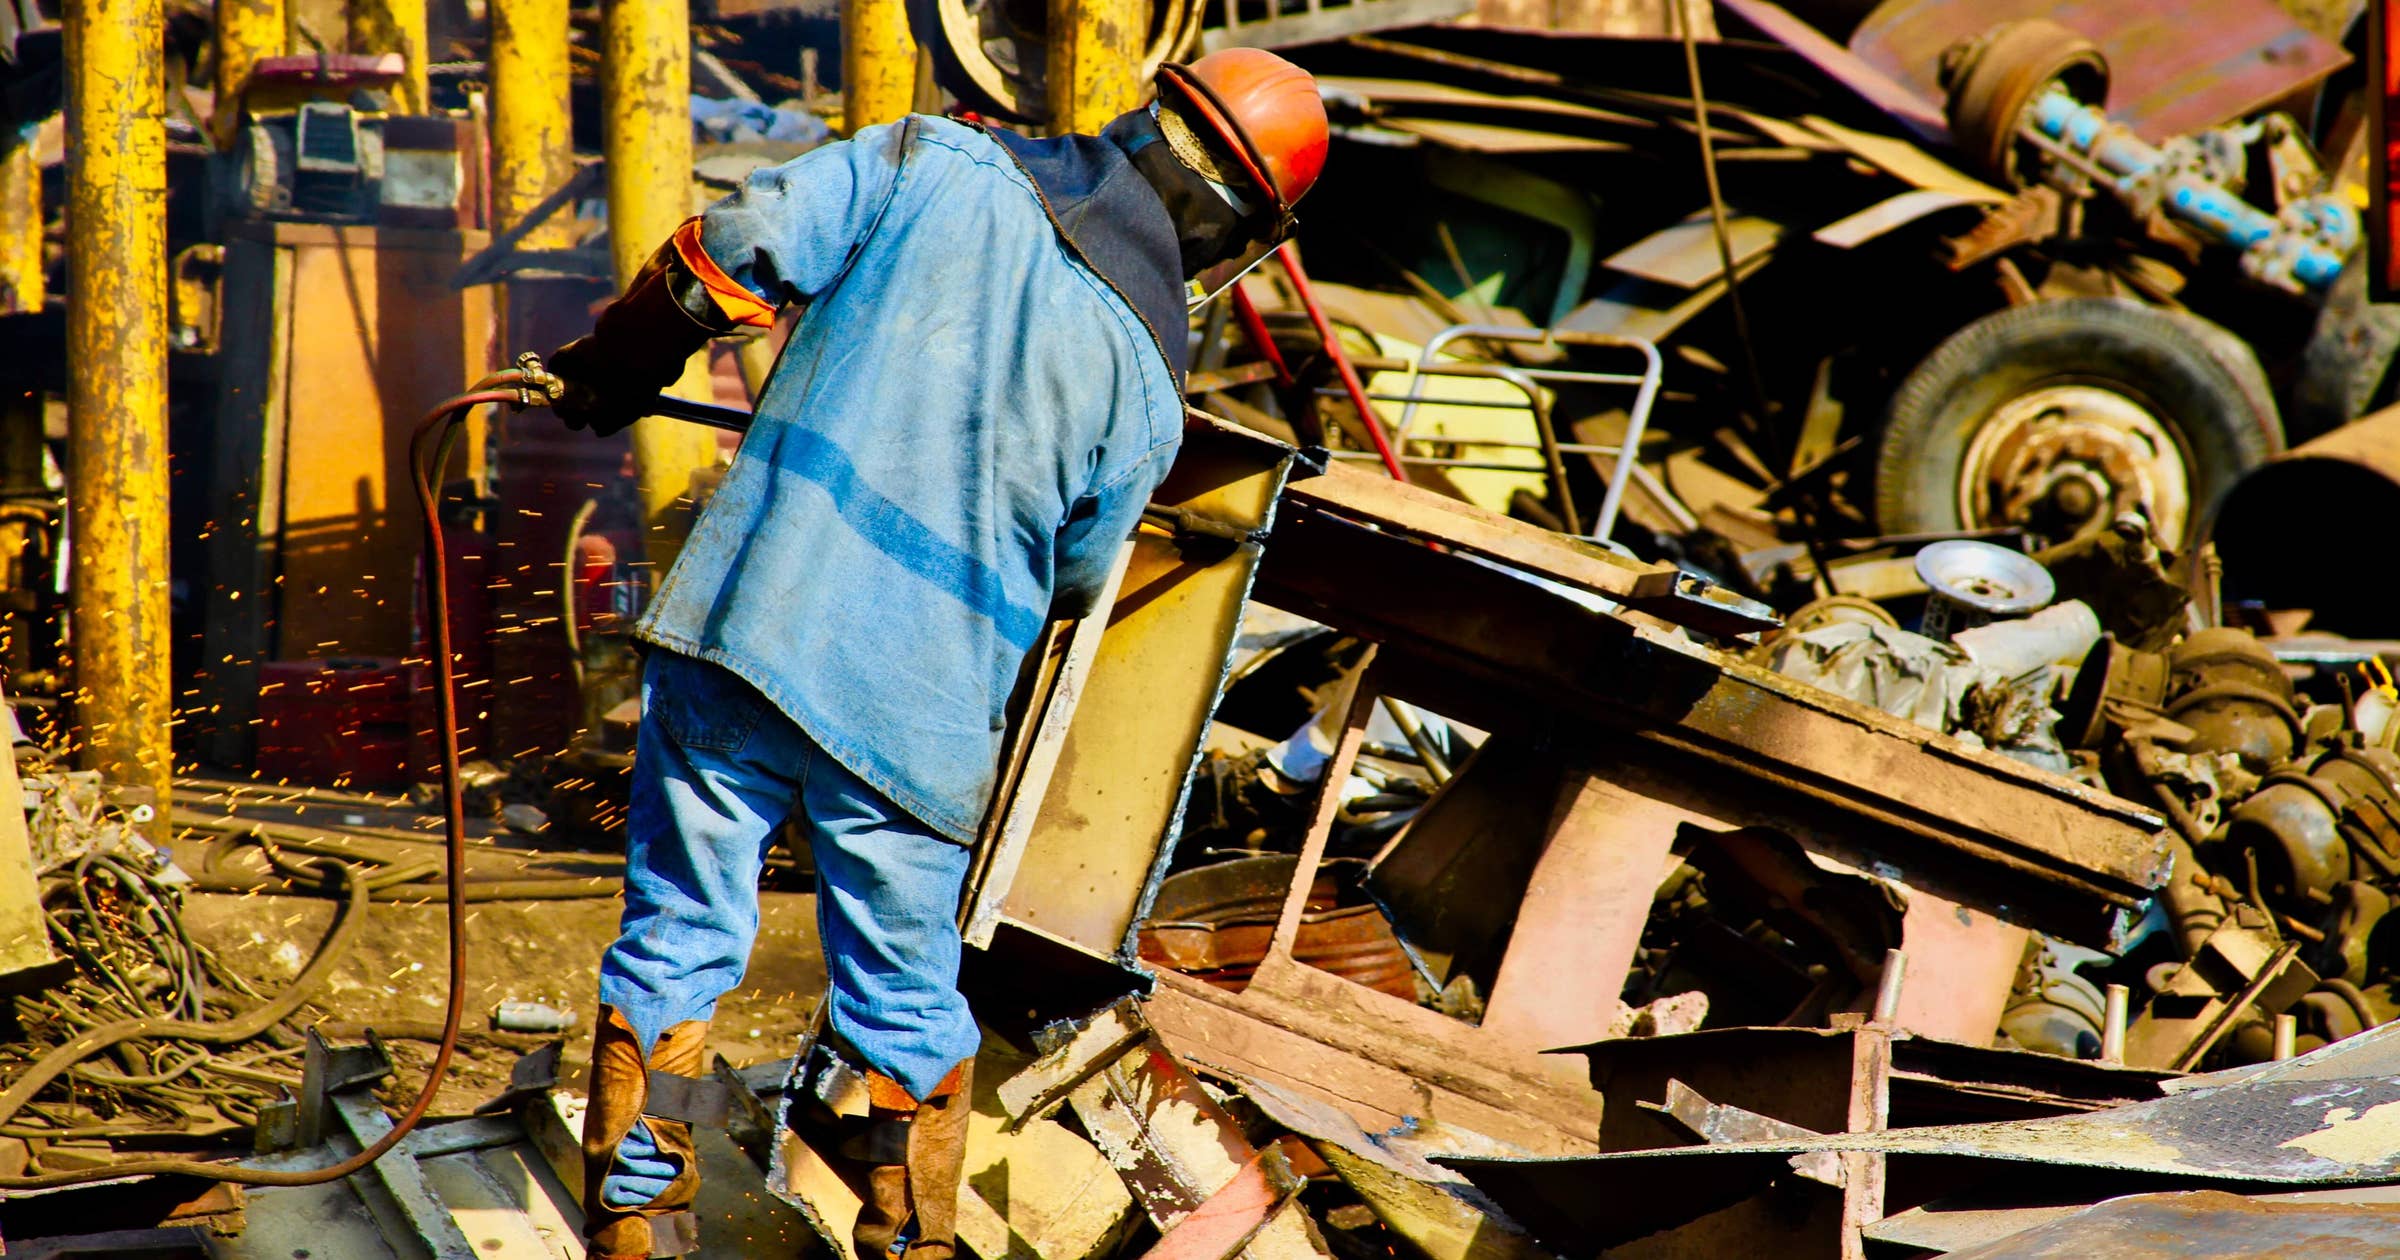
[18,0,2400,1257]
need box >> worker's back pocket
[643,649,771,753]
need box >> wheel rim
[1956,383,2192,546]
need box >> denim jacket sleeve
[696,119,914,307]
[1051,442,1172,619]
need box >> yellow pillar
[1046,0,1144,134]
[842,0,918,134]
[65,0,174,824]
[489,0,572,244]
[212,0,285,147]
[602,0,716,578]
[347,0,428,113]
[0,128,38,316]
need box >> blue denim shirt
[634,116,1186,844]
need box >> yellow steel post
[602,0,716,578]
[0,127,38,316]
[348,0,428,113]
[1046,0,1144,134]
[65,0,173,827]
[489,0,571,245]
[212,0,286,148]
[842,0,918,134]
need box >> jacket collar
[980,116,1190,388]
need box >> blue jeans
[597,649,980,1206]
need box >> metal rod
[1279,244,1408,481]
[642,393,756,434]
[2272,1012,2298,1062]
[2101,983,2129,1064]
[67,0,174,837]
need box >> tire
[1874,298,2282,549]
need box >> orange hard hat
[1155,49,1328,219]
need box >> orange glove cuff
[671,217,777,330]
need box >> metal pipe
[65,0,173,837]
[602,0,719,580]
[1280,245,1407,480]
[2272,1011,2298,1061]
[1045,0,1143,134]
[347,0,428,114]
[2100,983,2129,1064]
[0,124,37,315]
[842,0,917,133]
[211,0,285,148]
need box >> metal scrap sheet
[1943,1189,2400,1259]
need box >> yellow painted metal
[841,0,918,133]
[212,0,286,147]
[0,128,38,316]
[489,0,572,245]
[65,0,174,827]
[602,0,717,579]
[347,0,428,113]
[1045,0,1145,134]
[997,419,1291,955]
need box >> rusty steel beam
[65,0,174,833]
[1257,502,2169,948]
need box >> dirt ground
[182,887,829,1115]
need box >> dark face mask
[1128,133,1267,280]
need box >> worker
[543,50,1328,1260]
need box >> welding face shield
[1186,234,1283,310]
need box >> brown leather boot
[582,1006,730,1260]
[848,1059,974,1260]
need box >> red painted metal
[1847,0,2345,145]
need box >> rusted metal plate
[1280,468,1778,638]
[1714,0,1951,141]
[1848,0,2347,144]
[1258,505,2169,948]
[1943,1189,2400,1259]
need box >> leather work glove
[546,334,678,438]
[546,224,738,438]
